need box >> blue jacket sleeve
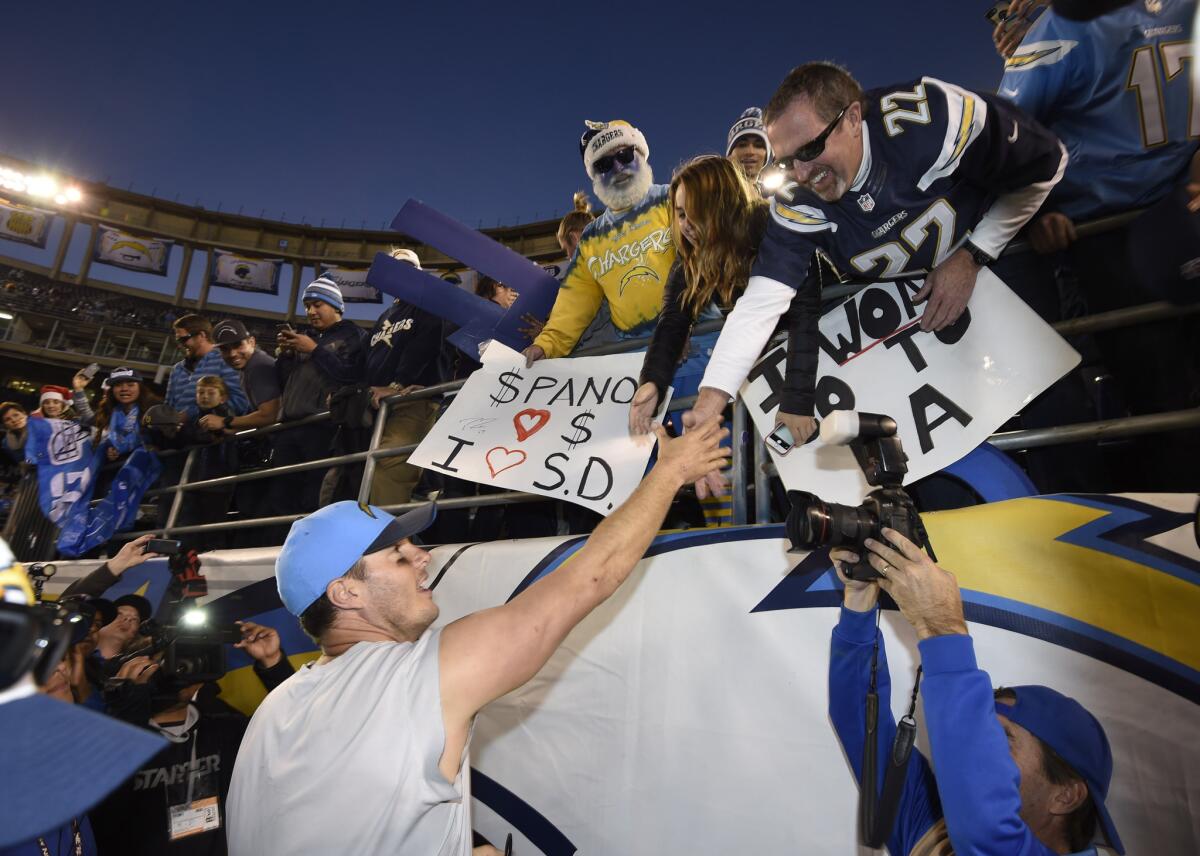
[830,606,942,856]
[918,634,1058,856]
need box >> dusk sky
[4,3,1007,230]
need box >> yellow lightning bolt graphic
[923,497,1199,672]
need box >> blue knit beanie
[303,276,345,313]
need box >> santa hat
[580,120,649,180]
[39,385,70,405]
[726,107,773,160]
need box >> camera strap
[860,607,923,849]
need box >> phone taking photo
[764,423,795,456]
[81,363,100,380]
[146,538,182,555]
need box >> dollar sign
[563,410,595,450]
[489,370,524,407]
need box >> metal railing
[63,207,1194,544]
[112,302,1198,543]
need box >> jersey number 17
[1127,40,1199,147]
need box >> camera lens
[786,491,878,549]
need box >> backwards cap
[997,685,1124,854]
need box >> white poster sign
[410,343,667,515]
[320,264,381,303]
[0,200,53,247]
[94,226,172,275]
[740,271,1079,503]
[212,250,281,294]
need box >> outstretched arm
[437,419,729,777]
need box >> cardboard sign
[410,343,667,515]
[740,270,1079,503]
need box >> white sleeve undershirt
[969,142,1069,259]
[699,274,797,399]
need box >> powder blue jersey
[999,0,1198,220]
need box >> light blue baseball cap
[276,500,437,616]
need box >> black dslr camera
[785,412,927,581]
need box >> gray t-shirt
[240,348,281,412]
[226,629,471,855]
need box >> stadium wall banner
[0,200,54,248]
[740,270,1080,504]
[93,226,172,275]
[211,249,281,295]
[319,264,381,304]
[409,342,667,516]
[42,492,1200,854]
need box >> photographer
[91,619,294,856]
[828,529,1124,855]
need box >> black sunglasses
[174,332,195,345]
[774,105,849,172]
[593,146,636,175]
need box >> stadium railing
[10,209,1193,545]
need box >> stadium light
[0,312,13,320]
[26,175,57,198]
[0,165,84,205]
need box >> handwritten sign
[740,270,1079,503]
[410,343,669,515]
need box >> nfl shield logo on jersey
[857,193,875,213]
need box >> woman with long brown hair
[630,156,770,435]
[72,367,161,462]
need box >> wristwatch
[963,239,995,267]
[223,414,234,429]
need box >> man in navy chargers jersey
[686,62,1067,450]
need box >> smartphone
[765,423,795,456]
[985,1,1012,27]
[81,363,100,380]
[146,538,182,555]
[277,323,294,334]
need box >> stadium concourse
[2,6,1200,854]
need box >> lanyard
[186,727,200,807]
[37,819,82,856]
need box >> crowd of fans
[2,3,1199,855]
[0,266,279,347]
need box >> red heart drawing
[486,446,527,478]
[513,408,551,442]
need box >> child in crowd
[193,375,235,441]
[176,375,238,547]
[32,385,74,420]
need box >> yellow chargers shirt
[534,184,675,358]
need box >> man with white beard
[523,119,674,364]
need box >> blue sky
[4,2,1006,230]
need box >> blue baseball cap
[996,685,1123,854]
[0,692,167,847]
[276,501,437,616]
